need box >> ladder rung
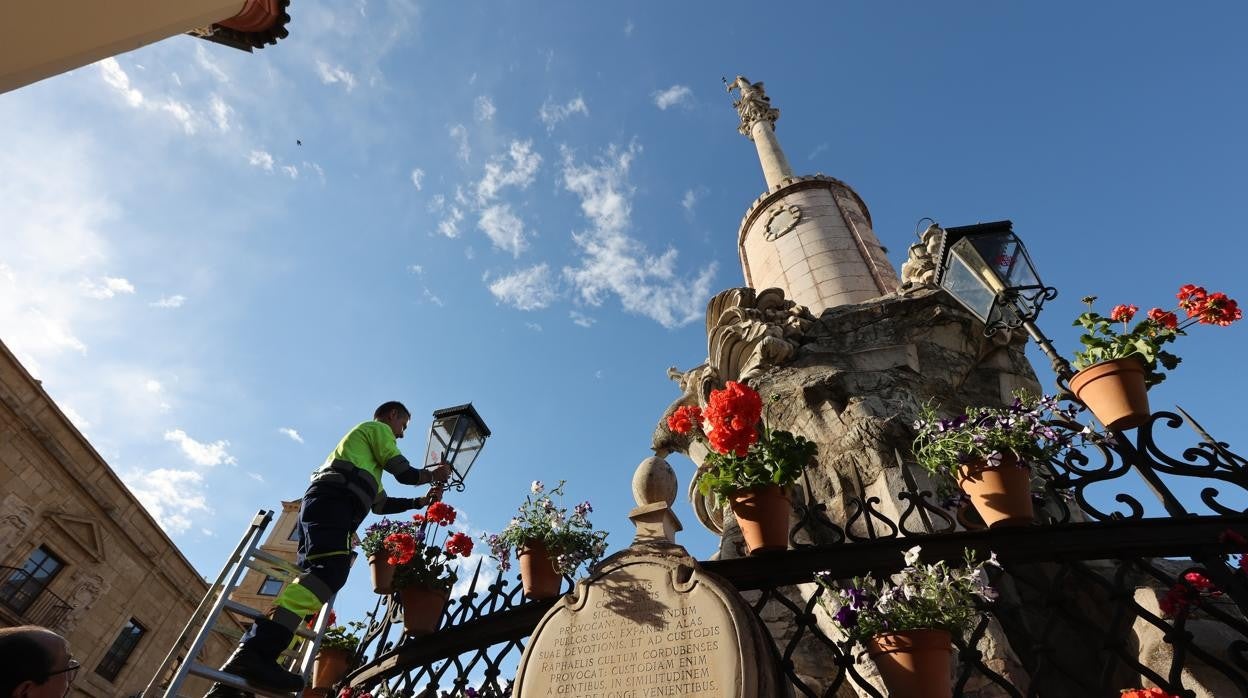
[221,600,319,639]
[249,549,304,577]
[185,663,302,697]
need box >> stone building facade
[0,338,235,697]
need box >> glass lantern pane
[941,240,998,322]
[969,232,1039,290]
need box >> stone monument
[513,456,784,697]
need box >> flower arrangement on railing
[359,518,410,594]
[912,393,1083,528]
[667,381,818,554]
[1158,570,1222,618]
[367,503,474,636]
[487,480,608,600]
[1070,284,1242,430]
[309,618,365,689]
[815,546,998,698]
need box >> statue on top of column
[727,75,781,138]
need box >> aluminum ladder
[142,509,337,698]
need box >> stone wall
[0,339,235,697]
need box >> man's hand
[424,462,452,484]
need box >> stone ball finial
[632,456,677,507]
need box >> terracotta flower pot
[729,484,790,554]
[957,452,1034,528]
[1069,357,1151,430]
[518,540,563,600]
[867,629,953,698]
[368,553,394,595]
[311,647,352,689]
[397,586,448,636]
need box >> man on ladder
[205,401,451,697]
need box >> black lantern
[934,220,1056,335]
[931,219,1074,382]
[423,403,490,492]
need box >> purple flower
[833,605,858,628]
[846,587,870,610]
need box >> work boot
[219,645,305,693]
[203,683,254,698]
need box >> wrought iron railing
[0,566,73,629]
[343,408,1248,697]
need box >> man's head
[374,401,412,439]
[0,625,75,697]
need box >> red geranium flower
[307,609,337,629]
[383,532,417,566]
[1110,304,1138,323]
[1195,291,1243,326]
[1120,688,1179,698]
[666,405,703,435]
[426,501,457,526]
[411,512,425,524]
[1176,284,1207,310]
[445,532,474,557]
[702,381,763,456]
[1159,570,1221,618]
[1146,307,1178,329]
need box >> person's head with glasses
[0,625,77,697]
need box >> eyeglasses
[45,658,80,684]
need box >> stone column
[750,119,794,191]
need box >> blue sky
[3,2,1247,631]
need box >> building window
[287,524,301,542]
[95,618,145,682]
[0,546,65,615]
[258,575,284,596]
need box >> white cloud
[249,473,265,482]
[475,140,541,205]
[151,294,186,308]
[98,58,200,134]
[449,124,470,163]
[437,206,464,238]
[144,379,162,393]
[525,322,543,332]
[248,150,275,171]
[195,43,230,83]
[423,287,444,306]
[209,94,233,132]
[681,186,708,220]
[80,276,135,299]
[561,143,717,328]
[281,165,299,179]
[624,19,635,36]
[410,167,425,190]
[99,58,143,107]
[159,100,197,135]
[278,427,304,443]
[304,162,326,182]
[164,428,237,466]
[570,311,596,328]
[538,96,589,133]
[653,85,693,110]
[477,204,529,257]
[474,95,496,122]
[487,264,558,311]
[125,468,209,535]
[427,194,445,213]
[408,264,424,275]
[315,59,357,91]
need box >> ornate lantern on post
[423,403,490,492]
[931,219,1074,381]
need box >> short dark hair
[0,625,57,694]
[374,401,411,420]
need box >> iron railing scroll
[339,407,1248,697]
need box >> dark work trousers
[239,483,367,652]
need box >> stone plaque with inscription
[514,541,780,698]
